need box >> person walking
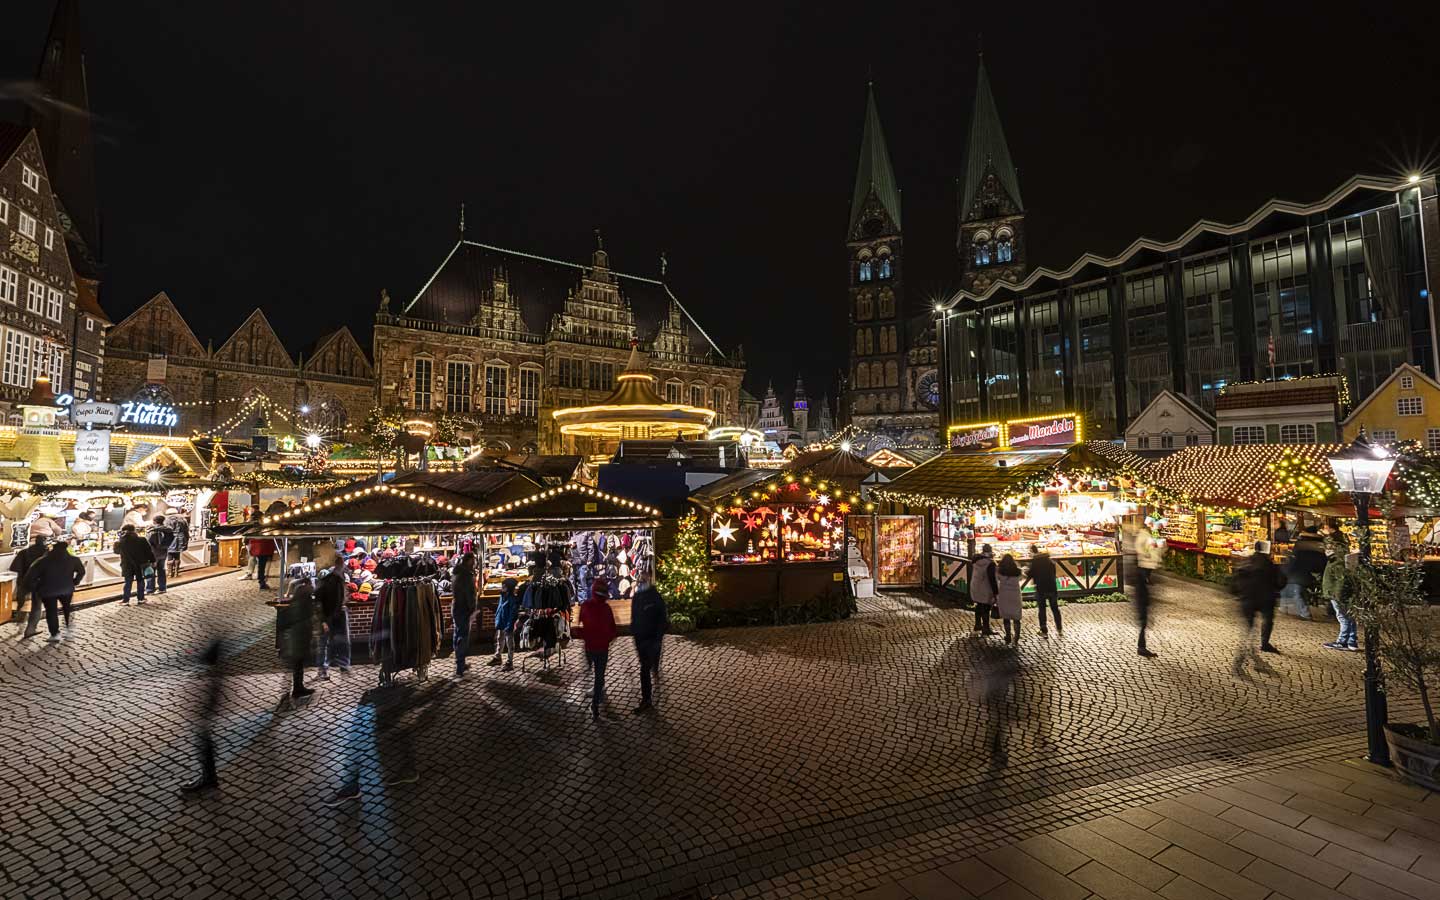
[283,577,317,701]
[1282,524,1325,621]
[578,575,617,721]
[315,549,350,679]
[631,565,668,714]
[1321,522,1357,651]
[995,553,1024,644]
[182,639,223,794]
[970,544,998,636]
[1028,544,1061,636]
[146,515,175,595]
[115,524,155,606]
[248,537,278,591]
[169,515,190,578]
[23,540,86,642]
[450,551,478,677]
[490,576,519,670]
[11,534,50,639]
[1232,542,1285,673]
[1134,525,1164,657]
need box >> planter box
[1385,724,1440,792]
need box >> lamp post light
[1328,434,1398,766]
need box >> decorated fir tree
[658,512,713,629]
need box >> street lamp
[1328,433,1398,766]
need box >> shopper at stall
[995,554,1024,644]
[1232,541,1285,674]
[491,577,519,670]
[248,536,278,591]
[116,524,155,606]
[283,577,317,701]
[1028,544,1061,636]
[169,516,190,578]
[1134,525,1164,658]
[24,540,86,642]
[315,549,350,679]
[1272,518,1292,544]
[12,534,50,639]
[122,503,150,532]
[631,565,668,714]
[1321,522,1357,651]
[146,515,175,595]
[970,545,998,637]
[28,515,60,540]
[451,551,478,677]
[578,576,617,721]
[1282,525,1325,621]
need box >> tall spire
[849,83,902,233]
[960,53,1023,221]
[29,0,101,273]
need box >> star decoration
[817,494,831,506]
[713,519,738,545]
[807,490,818,500]
[781,508,794,522]
[838,502,851,513]
[788,483,802,493]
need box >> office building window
[0,266,17,305]
[1251,232,1314,379]
[1398,396,1424,416]
[1232,425,1265,445]
[445,361,472,413]
[1279,423,1315,443]
[518,367,540,417]
[484,364,508,416]
[412,357,432,410]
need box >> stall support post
[1355,491,1392,767]
[280,537,289,599]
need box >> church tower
[791,375,809,442]
[845,83,905,427]
[957,53,1026,295]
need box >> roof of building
[74,276,109,323]
[0,122,30,165]
[1127,389,1217,434]
[399,237,727,359]
[1142,443,1344,508]
[873,442,1138,508]
[1342,363,1440,426]
[960,55,1024,218]
[1214,385,1340,412]
[850,84,902,232]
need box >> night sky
[1,1,1434,405]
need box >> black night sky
[1,1,1434,405]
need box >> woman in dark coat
[450,552,478,677]
[284,579,317,700]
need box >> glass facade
[984,304,1021,418]
[1182,253,1237,410]
[1329,208,1409,401]
[1124,270,1169,419]
[1026,294,1064,411]
[1071,284,1115,437]
[1251,232,1315,379]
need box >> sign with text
[1006,415,1078,448]
[120,402,178,429]
[73,428,112,473]
[146,357,168,383]
[72,401,120,428]
[949,423,1002,451]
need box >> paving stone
[1237,859,1348,900]
[1069,861,1169,900]
[938,859,1006,897]
[1147,819,1254,872]
[1228,830,1347,886]
[1318,844,1440,900]
[1051,827,1175,890]
[1298,816,1420,869]
[984,847,1090,900]
[896,870,975,900]
[1151,847,1269,900]
[1019,835,1092,875]
[1155,875,1229,900]
[1218,808,1327,854]
[1083,818,1171,859]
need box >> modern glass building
[936,174,1440,439]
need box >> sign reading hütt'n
[120,402,179,428]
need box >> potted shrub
[1349,559,1440,789]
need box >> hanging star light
[713,519,738,545]
[837,502,851,514]
[817,494,831,506]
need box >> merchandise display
[710,501,846,565]
[1202,513,1267,557]
[875,516,921,586]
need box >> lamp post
[1328,434,1397,766]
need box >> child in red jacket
[578,577,616,721]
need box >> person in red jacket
[578,576,616,722]
[247,537,278,590]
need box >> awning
[871,442,1139,509]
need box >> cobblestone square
[0,573,1421,899]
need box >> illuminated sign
[73,429,112,473]
[73,401,120,428]
[120,402,179,428]
[949,423,1002,450]
[1007,415,1078,447]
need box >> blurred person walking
[1134,525,1164,657]
[578,576,617,721]
[23,541,86,642]
[11,534,49,639]
[1232,542,1285,675]
[450,551,478,677]
[630,566,668,714]
[315,547,350,679]
[1029,544,1061,636]
[283,577,317,701]
[181,639,223,794]
[995,553,1024,644]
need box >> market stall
[873,425,1145,600]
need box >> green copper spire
[849,83,902,233]
[960,54,1023,220]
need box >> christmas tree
[658,512,713,626]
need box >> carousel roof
[552,345,714,438]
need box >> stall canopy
[1142,444,1344,509]
[872,442,1140,509]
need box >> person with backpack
[116,524,156,606]
[1232,542,1286,674]
[23,540,87,642]
[168,515,190,578]
[578,575,617,722]
[631,565,668,714]
[970,544,998,637]
[11,534,50,639]
[146,516,176,595]
[1028,544,1061,636]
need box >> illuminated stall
[874,414,1145,599]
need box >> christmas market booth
[251,468,662,662]
[871,414,1147,600]
[688,447,882,616]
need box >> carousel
[551,343,714,459]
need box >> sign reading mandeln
[1006,415,1077,447]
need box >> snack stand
[873,415,1144,600]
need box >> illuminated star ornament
[713,519,738,545]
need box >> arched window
[877,328,888,354]
[856,292,873,320]
[878,289,895,318]
[888,326,898,353]
[858,260,872,283]
[865,329,874,354]
[855,330,865,354]
[996,240,1012,263]
[975,244,992,266]
[878,257,892,280]
[856,363,870,389]
[885,360,899,387]
[889,392,900,411]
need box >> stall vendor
[71,511,96,542]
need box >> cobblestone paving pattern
[0,573,1420,899]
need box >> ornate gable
[215,309,293,369]
[108,292,206,358]
[303,327,373,379]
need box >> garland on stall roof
[1216,372,1352,410]
[1392,441,1440,508]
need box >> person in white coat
[995,554,1024,643]
[970,545,998,636]
[1134,526,1165,658]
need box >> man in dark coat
[284,579,317,700]
[115,525,156,606]
[1028,544,1061,636]
[449,552,478,677]
[315,552,351,679]
[1283,525,1326,621]
[11,534,50,639]
[630,566,668,714]
[1232,542,1286,674]
[146,515,176,595]
[24,541,87,641]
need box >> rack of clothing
[368,577,443,685]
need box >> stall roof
[1142,443,1344,509]
[688,468,775,507]
[783,447,881,492]
[872,449,1065,508]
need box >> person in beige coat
[995,554,1024,643]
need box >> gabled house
[1125,390,1216,452]
[1342,363,1440,449]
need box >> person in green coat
[1320,520,1357,651]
